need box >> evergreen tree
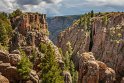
[17,50,33,80]
[64,51,70,70]
[40,44,64,83]
[64,41,78,83]
[91,10,94,17]
[0,12,12,46]
[0,23,8,46]
[9,9,22,18]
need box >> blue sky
[0,0,124,16]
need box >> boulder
[0,51,9,63]
[0,74,9,83]
[78,52,115,83]
[0,62,19,83]
[8,54,21,66]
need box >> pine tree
[64,41,78,83]
[0,23,8,46]
[17,50,33,80]
[40,44,64,83]
[9,9,22,18]
[91,10,94,17]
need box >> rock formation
[0,74,9,83]
[0,12,64,83]
[78,52,115,83]
[0,50,39,83]
[57,12,124,82]
[10,13,62,61]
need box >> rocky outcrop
[10,13,62,61]
[0,74,9,83]
[0,12,65,83]
[0,50,21,66]
[78,52,115,83]
[0,49,40,83]
[57,12,124,82]
[0,61,19,82]
[11,13,47,35]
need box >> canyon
[0,11,123,83]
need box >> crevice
[89,26,94,52]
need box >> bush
[39,42,47,53]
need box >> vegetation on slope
[39,42,64,83]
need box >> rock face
[10,13,62,61]
[47,15,80,43]
[0,61,19,82]
[78,52,115,83]
[11,13,47,35]
[57,12,124,82]
[0,74,9,83]
[0,13,64,83]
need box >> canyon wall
[47,15,80,43]
[57,12,124,82]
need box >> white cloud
[0,0,124,16]
[87,0,124,6]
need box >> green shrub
[39,42,47,53]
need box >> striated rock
[78,52,115,83]
[57,12,124,82]
[0,74,9,83]
[11,13,47,35]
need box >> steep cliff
[10,13,62,60]
[0,12,64,83]
[47,15,80,43]
[57,12,124,82]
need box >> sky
[0,0,124,16]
